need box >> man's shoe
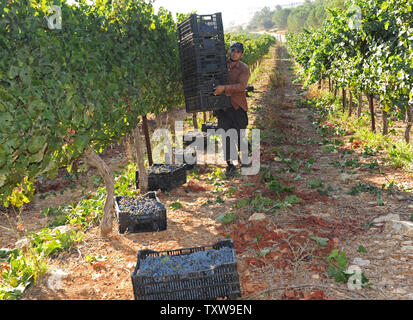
[225,164,237,178]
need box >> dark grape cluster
[138,247,235,278]
[118,197,165,216]
[149,164,184,174]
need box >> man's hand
[213,85,225,95]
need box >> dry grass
[269,69,287,89]
[306,84,324,99]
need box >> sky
[151,0,303,28]
[65,0,304,29]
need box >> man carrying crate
[213,42,251,178]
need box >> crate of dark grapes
[114,192,167,234]
[131,239,242,300]
[136,164,187,192]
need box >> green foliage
[307,87,413,174]
[2,177,34,208]
[287,4,313,33]
[85,253,107,265]
[272,8,291,29]
[266,178,295,195]
[326,249,350,282]
[257,248,271,258]
[225,32,275,67]
[28,227,83,258]
[0,226,82,300]
[114,164,140,197]
[216,212,236,225]
[357,245,368,253]
[307,178,324,189]
[311,236,329,246]
[169,201,183,210]
[215,195,225,204]
[326,249,370,287]
[176,11,197,24]
[1,162,137,300]
[287,0,413,119]
[247,6,275,30]
[248,0,345,32]
[0,247,47,300]
[0,0,183,203]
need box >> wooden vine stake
[357,92,363,118]
[168,109,176,139]
[84,147,115,237]
[192,112,198,129]
[348,90,353,116]
[133,121,148,192]
[142,115,153,166]
[342,88,347,113]
[165,110,176,164]
[368,93,376,132]
[405,102,413,143]
[382,103,388,136]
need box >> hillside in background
[227,0,346,33]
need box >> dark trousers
[215,107,249,163]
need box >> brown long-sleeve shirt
[224,59,250,112]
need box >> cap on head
[230,42,244,53]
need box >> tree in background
[287,3,312,32]
[247,6,275,30]
[306,4,327,29]
[246,0,346,33]
[272,8,291,30]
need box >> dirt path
[15,44,413,300]
[226,45,413,300]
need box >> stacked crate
[177,13,232,113]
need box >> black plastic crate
[182,70,228,88]
[136,164,187,192]
[196,70,229,82]
[182,80,214,98]
[182,77,228,98]
[177,14,229,113]
[180,54,228,96]
[185,93,231,113]
[179,32,225,47]
[114,192,166,234]
[179,35,226,58]
[182,70,229,89]
[131,239,241,300]
[177,13,224,41]
[181,53,227,76]
[202,122,219,132]
[172,147,197,170]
